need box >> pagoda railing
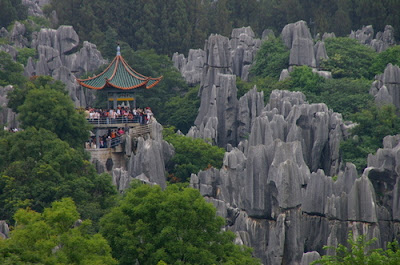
[87,116,141,125]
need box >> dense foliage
[47,0,400,56]
[0,52,26,87]
[341,105,400,171]
[370,45,400,75]
[18,88,91,149]
[100,183,260,265]
[313,233,400,265]
[250,36,289,78]
[0,128,117,224]
[0,0,27,29]
[163,127,226,183]
[321,37,377,79]
[0,198,117,265]
[284,66,373,119]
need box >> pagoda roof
[76,55,162,90]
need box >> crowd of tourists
[3,126,20,133]
[85,106,153,125]
[86,127,127,149]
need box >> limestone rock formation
[230,27,261,81]
[371,25,396,52]
[0,85,18,129]
[350,25,395,52]
[9,21,28,48]
[0,221,9,239]
[172,27,261,86]
[172,49,205,86]
[22,0,46,17]
[188,88,398,264]
[282,21,317,68]
[370,64,400,108]
[25,26,107,107]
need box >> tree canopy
[0,127,117,224]
[17,85,91,149]
[48,0,400,57]
[0,198,117,265]
[163,127,226,183]
[313,233,400,265]
[100,183,260,265]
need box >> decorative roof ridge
[106,55,121,82]
[76,56,116,83]
[119,56,149,81]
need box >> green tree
[370,45,400,75]
[321,37,377,79]
[0,198,117,265]
[18,86,91,148]
[341,104,400,172]
[100,183,260,265]
[0,51,26,87]
[163,127,225,183]
[250,36,290,79]
[0,0,27,28]
[0,127,117,223]
[7,75,67,113]
[313,233,400,265]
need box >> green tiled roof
[76,55,162,90]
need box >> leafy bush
[341,104,400,172]
[321,37,377,79]
[100,183,260,265]
[0,198,117,265]
[250,36,290,78]
[0,51,26,86]
[16,47,36,65]
[161,85,200,134]
[163,127,225,182]
[370,45,400,75]
[313,232,400,265]
[0,128,117,224]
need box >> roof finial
[116,43,121,56]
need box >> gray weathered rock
[290,37,316,67]
[301,251,321,265]
[22,0,45,17]
[237,87,264,142]
[0,221,10,239]
[350,25,374,45]
[230,27,261,81]
[172,49,206,86]
[314,41,328,68]
[351,25,395,52]
[0,27,9,38]
[0,85,19,129]
[348,173,378,223]
[279,69,290,81]
[370,64,400,109]
[26,26,106,107]
[128,136,167,189]
[322,32,336,40]
[9,21,28,48]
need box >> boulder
[0,85,19,129]
[370,64,400,109]
[0,221,10,239]
[9,21,28,48]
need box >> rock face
[350,25,395,52]
[281,20,317,68]
[0,85,18,129]
[24,26,107,107]
[370,64,400,108]
[190,91,400,263]
[112,121,174,191]
[172,49,205,86]
[172,27,261,85]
